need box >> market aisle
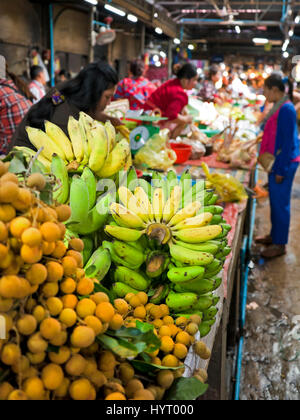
[240,169,300,400]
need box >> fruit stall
[0,100,259,401]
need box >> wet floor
[240,169,300,400]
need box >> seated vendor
[198,64,222,104]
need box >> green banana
[205,259,223,273]
[126,167,139,192]
[166,170,179,195]
[215,223,232,239]
[179,170,193,205]
[166,291,198,312]
[202,306,218,321]
[81,167,97,210]
[84,247,111,282]
[203,205,224,215]
[173,276,222,295]
[152,172,169,201]
[146,252,169,278]
[114,266,150,291]
[199,320,215,338]
[81,236,94,266]
[103,241,130,268]
[183,180,205,208]
[215,247,232,260]
[111,282,140,298]
[191,294,215,312]
[175,311,203,320]
[174,240,221,256]
[167,266,205,283]
[210,215,223,224]
[68,176,89,228]
[105,225,144,242]
[113,240,145,269]
[51,154,70,204]
[206,194,219,206]
[150,284,170,304]
[169,243,214,266]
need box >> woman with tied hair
[113,59,156,110]
[9,60,121,151]
[255,72,300,258]
[198,64,222,103]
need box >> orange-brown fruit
[65,354,87,376]
[0,382,14,400]
[0,181,19,203]
[59,308,77,328]
[90,292,109,305]
[40,318,62,340]
[0,172,18,184]
[76,298,96,318]
[0,243,8,259]
[8,390,28,401]
[67,250,83,268]
[60,277,77,294]
[41,364,64,391]
[51,241,67,259]
[26,263,47,286]
[46,297,64,316]
[0,221,8,242]
[125,379,144,399]
[40,222,61,242]
[109,314,124,331]
[26,173,46,191]
[95,302,115,323]
[9,216,31,238]
[69,238,84,252]
[1,343,21,365]
[62,256,77,276]
[17,314,37,336]
[84,316,103,335]
[41,282,59,298]
[41,241,56,255]
[46,261,64,282]
[0,275,31,299]
[61,294,78,309]
[0,160,8,177]
[69,378,92,401]
[55,204,71,222]
[0,250,14,270]
[70,326,95,349]
[76,277,94,296]
[57,222,66,239]
[12,188,33,212]
[21,227,42,247]
[20,244,42,264]
[0,204,16,222]
[27,332,48,354]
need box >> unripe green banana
[192,294,215,311]
[84,247,111,282]
[215,223,232,239]
[199,320,214,338]
[210,215,223,224]
[167,266,205,283]
[174,240,221,256]
[150,284,170,304]
[113,240,145,268]
[81,236,94,265]
[202,306,218,321]
[81,166,96,210]
[111,282,140,298]
[146,252,169,278]
[175,311,203,320]
[67,176,89,227]
[166,291,198,312]
[206,194,219,206]
[105,225,145,242]
[169,243,214,266]
[203,205,224,215]
[114,266,150,291]
[215,246,232,260]
[173,225,223,244]
[173,276,222,295]
[51,154,70,204]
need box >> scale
[127,115,168,155]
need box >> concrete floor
[240,169,300,400]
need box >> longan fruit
[161,354,179,368]
[149,305,163,319]
[46,297,63,316]
[76,267,85,280]
[0,297,13,312]
[151,356,161,366]
[51,241,67,259]
[173,343,188,360]
[25,298,37,313]
[162,315,174,325]
[105,392,126,401]
[159,304,170,317]
[16,314,37,336]
[66,250,83,268]
[0,343,21,365]
[125,379,144,399]
[0,382,14,400]
[26,263,47,286]
[83,358,98,377]
[59,308,77,327]
[32,305,46,323]
[0,204,16,222]
[76,298,96,318]
[194,341,211,360]
[60,277,77,294]
[13,188,33,212]
[26,173,46,191]
[176,317,189,327]
[62,256,77,276]
[88,370,107,389]
[26,352,46,365]
[40,318,62,340]
[119,362,135,384]
[156,370,175,390]
[0,181,19,203]
[46,261,64,282]
[49,330,68,347]
[133,305,146,319]
[99,350,118,371]
[41,282,59,298]
[185,322,199,336]
[70,326,95,349]
[189,314,202,325]
[1,172,18,184]
[176,331,190,346]
[42,241,56,255]
[41,364,64,391]
[160,336,175,353]
[61,294,78,309]
[91,292,110,305]
[0,160,8,177]
[0,221,8,241]
[195,368,208,383]
[84,316,103,335]
[8,390,28,401]
[49,346,71,365]
[9,216,31,238]
[69,378,93,401]
[54,378,70,398]
[27,333,48,354]
[152,319,163,329]
[133,389,155,400]
[114,298,129,315]
[55,204,71,222]
[95,302,115,323]
[57,222,66,239]
[76,277,94,296]
[0,243,8,259]
[20,244,42,264]
[109,314,124,330]
[129,295,142,308]
[159,325,172,337]
[69,238,84,252]
[136,291,148,305]
[21,227,42,247]
[125,292,135,303]
[40,222,61,242]
[65,354,87,377]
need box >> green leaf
[97,334,139,359]
[164,377,208,400]
[8,156,26,173]
[131,359,184,374]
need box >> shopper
[198,64,222,103]
[0,56,33,154]
[113,59,156,110]
[256,73,300,258]
[144,63,198,138]
[29,65,47,104]
[9,60,121,151]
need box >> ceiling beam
[178,18,300,25]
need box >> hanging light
[188,44,195,50]
[295,15,300,24]
[127,14,138,23]
[235,25,241,34]
[174,38,181,45]
[252,38,269,45]
[282,39,290,51]
[155,27,163,35]
[104,4,126,16]
[283,51,289,58]
[84,0,98,5]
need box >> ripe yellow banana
[44,121,74,162]
[88,123,109,173]
[152,188,165,223]
[163,185,182,223]
[105,121,116,152]
[110,203,145,229]
[173,212,213,230]
[168,201,202,227]
[79,112,95,155]
[173,225,223,244]
[96,139,130,178]
[134,186,154,222]
[78,113,91,164]
[118,187,148,223]
[26,126,67,162]
[67,116,85,163]
[105,224,145,242]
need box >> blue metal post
[49,3,55,87]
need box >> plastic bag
[134,129,177,171]
[201,162,248,203]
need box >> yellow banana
[173,225,223,244]
[105,224,144,242]
[110,203,145,229]
[67,116,85,163]
[105,121,116,152]
[88,123,109,173]
[96,139,130,178]
[173,212,213,230]
[163,185,182,223]
[152,188,165,223]
[168,201,202,227]
[134,186,154,222]
[79,112,95,155]
[123,152,133,172]
[25,126,66,162]
[118,187,149,223]
[116,125,130,142]
[44,121,74,162]
[78,113,91,164]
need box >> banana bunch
[25,112,131,178]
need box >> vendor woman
[255,73,300,258]
[9,61,120,151]
[144,63,198,138]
